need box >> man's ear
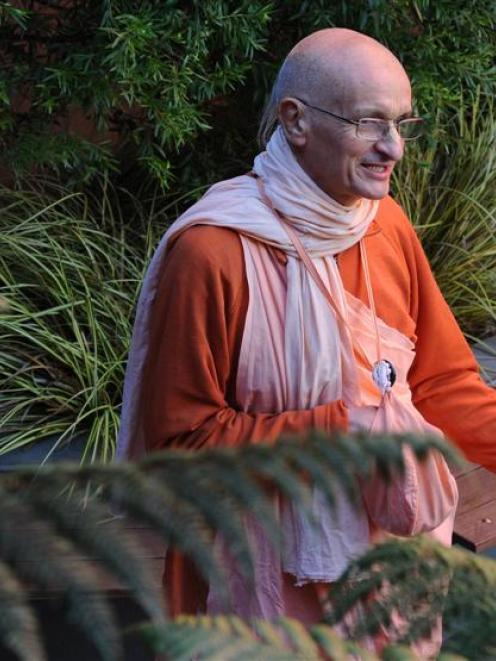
[278,98,308,148]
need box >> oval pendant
[372,359,396,394]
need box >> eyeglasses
[294,97,424,141]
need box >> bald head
[259,28,413,205]
[259,28,410,147]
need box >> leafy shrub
[0,0,272,187]
[1,1,494,188]
[271,1,496,117]
[177,0,496,191]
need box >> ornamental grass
[393,97,496,340]
[0,182,160,461]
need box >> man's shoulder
[377,195,413,233]
[372,195,428,269]
[166,173,258,263]
[171,225,242,257]
[167,225,244,282]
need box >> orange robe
[142,194,496,615]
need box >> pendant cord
[359,239,382,363]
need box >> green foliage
[139,614,383,660]
[0,431,463,660]
[180,0,496,192]
[1,2,494,189]
[0,181,160,460]
[0,562,45,661]
[326,534,496,659]
[271,1,496,117]
[392,97,496,337]
[0,0,272,187]
[0,474,165,661]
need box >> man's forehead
[325,50,409,89]
[274,29,412,123]
[318,55,412,114]
[351,102,413,119]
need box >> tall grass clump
[0,182,164,461]
[393,98,496,339]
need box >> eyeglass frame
[292,97,424,141]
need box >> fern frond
[0,560,46,661]
[380,645,424,660]
[219,442,315,512]
[103,468,228,597]
[250,617,288,648]
[5,431,460,607]
[153,462,256,581]
[19,479,164,625]
[156,451,282,546]
[309,623,351,659]
[325,535,494,658]
[275,616,321,656]
[138,615,383,660]
[0,431,464,658]
[0,486,121,661]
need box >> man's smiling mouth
[360,162,392,178]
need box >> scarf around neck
[252,126,378,255]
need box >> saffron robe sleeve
[407,222,496,470]
[142,225,348,451]
[339,195,496,471]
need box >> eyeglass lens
[357,118,423,141]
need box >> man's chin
[358,182,391,201]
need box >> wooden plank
[453,499,496,552]
[449,458,479,479]
[17,558,166,597]
[453,465,496,552]
[455,466,496,515]
[10,522,167,598]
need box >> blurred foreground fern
[1,430,490,660]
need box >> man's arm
[407,226,496,470]
[142,225,348,451]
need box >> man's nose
[374,125,404,161]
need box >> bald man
[118,28,496,653]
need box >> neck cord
[360,239,382,363]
